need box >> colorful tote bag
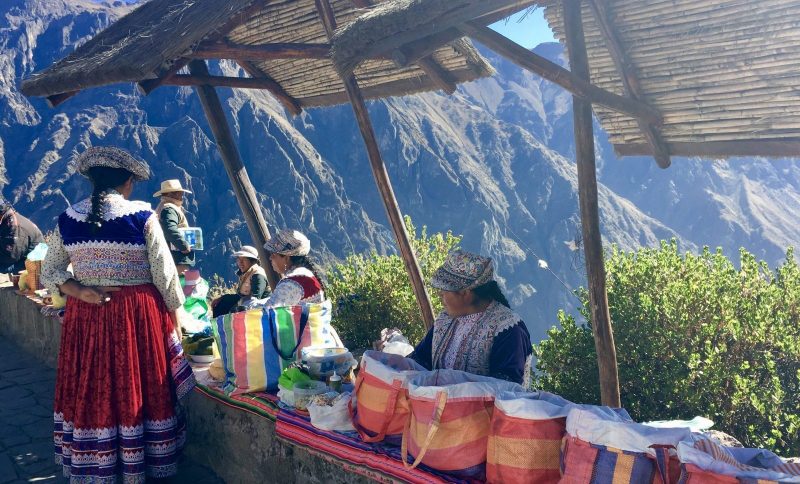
[677,437,800,483]
[486,391,572,484]
[212,300,340,395]
[401,370,524,480]
[350,350,426,445]
[560,407,691,484]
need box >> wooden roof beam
[137,57,190,95]
[392,2,538,68]
[461,24,663,126]
[616,140,800,159]
[587,0,671,169]
[236,60,302,116]
[415,57,457,94]
[190,41,331,61]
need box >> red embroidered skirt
[54,284,195,483]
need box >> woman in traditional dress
[210,245,269,317]
[41,147,195,483]
[410,250,533,385]
[251,229,327,307]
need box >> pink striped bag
[677,437,800,483]
[400,370,524,480]
[349,350,426,445]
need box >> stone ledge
[0,287,373,483]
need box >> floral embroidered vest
[431,301,522,377]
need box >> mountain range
[3,0,800,341]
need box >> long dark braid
[472,280,511,308]
[289,255,329,294]
[85,166,135,231]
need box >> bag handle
[270,305,310,361]
[350,377,404,443]
[650,444,673,484]
[401,391,446,469]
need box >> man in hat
[0,199,44,273]
[154,179,195,274]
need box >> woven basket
[24,259,42,292]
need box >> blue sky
[490,8,557,49]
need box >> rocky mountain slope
[2,0,799,340]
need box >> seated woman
[252,229,327,307]
[410,250,533,385]
[211,245,268,317]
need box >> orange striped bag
[486,391,572,484]
[677,437,800,483]
[560,407,691,484]
[401,370,524,480]
[349,350,426,445]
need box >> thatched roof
[21,0,493,109]
[331,0,800,160]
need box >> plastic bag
[26,243,48,261]
[308,392,356,432]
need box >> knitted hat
[263,229,311,257]
[430,250,494,292]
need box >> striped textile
[194,384,467,483]
[212,301,339,395]
[486,412,565,484]
[560,436,679,484]
[677,438,800,483]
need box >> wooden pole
[189,42,331,61]
[315,0,436,330]
[187,59,280,290]
[461,24,662,126]
[562,0,621,407]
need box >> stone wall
[0,288,373,483]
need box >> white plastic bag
[307,393,356,432]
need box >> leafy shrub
[535,240,800,456]
[327,216,461,350]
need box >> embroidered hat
[153,179,192,197]
[75,146,151,181]
[232,245,260,260]
[430,250,495,292]
[263,229,311,257]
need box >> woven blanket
[194,384,467,483]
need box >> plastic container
[293,380,328,411]
[301,346,357,380]
[180,227,204,250]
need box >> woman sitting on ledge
[211,245,268,317]
[250,229,327,308]
[410,250,533,385]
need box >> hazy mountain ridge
[2,0,799,340]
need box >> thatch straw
[21,0,494,108]
[331,0,529,75]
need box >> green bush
[535,240,800,456]
[327,216,461,350]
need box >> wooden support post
[187,59,280,290]
[237,60,303,116]
[315,0,436,330]
[586,0,671,169]
[562,0,621,408]
[461,24,662,126]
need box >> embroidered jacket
[41,192,185,310]
[250,266,324,308]
[411,301,533,385]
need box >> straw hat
[75,146,151,181]
[232,245,260,260]
[263,229,311,257]
[430,250,495,292]
[153,179,192,197]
